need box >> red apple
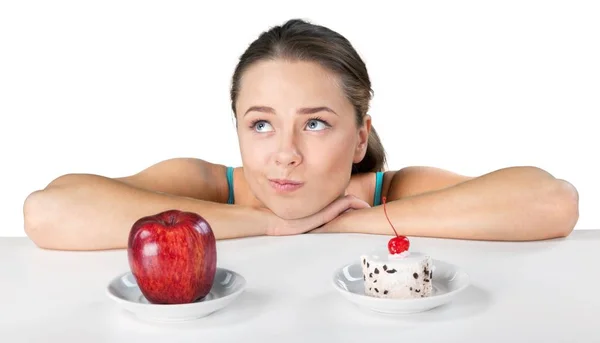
[127,209,217,304]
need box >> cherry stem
[382,196,399,237]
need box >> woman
[23,19,579,251]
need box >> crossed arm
[23,158,578,251]
[314,166,579,241]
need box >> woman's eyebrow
[244,106,275,116]
[244,106,338,116]
[297,106,338,116]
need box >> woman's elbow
[537,179,580,240]
[23,190,61,249]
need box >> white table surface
[1,231,599,343]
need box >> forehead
[236,59,350,112]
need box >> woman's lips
[269,179,304,192]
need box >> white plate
[106,267,246,322]
[332,259,470,315]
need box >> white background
[1,0,598,237]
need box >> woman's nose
[275,150,302,167]
[274,133,303,167]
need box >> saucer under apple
[106,267,246,322]
[332,259,470,315]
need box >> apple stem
[382,196,399,237]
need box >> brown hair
[230,19,386,174]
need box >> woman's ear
[353,115,371,163]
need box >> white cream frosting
[388,251,410,260]
[360,250,434,299]
[365,250,429,266]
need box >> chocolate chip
[369,273,373,278]
[383,265,388,271]
[374,288,379,293]
[363,258,366,265]
[386,269,397,274]
[383,290,388,295]
[374,279,377,283]
[424,279,430,282]
[410,287,413,291]
[363,275,366,281]
[424,267,429,275]
[367,262,370,268]
[415,289,421,293]
[430,271,433,278]
[413,273,419,279]
[369,287,372,291]
[374,268,379,274]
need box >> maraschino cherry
[382,196,410,255]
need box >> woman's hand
[265,194,370,236]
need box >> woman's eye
[253,121,274,132]
[306,119,328,131]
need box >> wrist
[256,207,283,236]
[311,209,350,233]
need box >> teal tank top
[373,171,384,206]
[225,167,384,206]
[226,166,235,204]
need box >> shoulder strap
[373,171,384,206]
[226,166,235,204]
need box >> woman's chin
[269,204,320,220]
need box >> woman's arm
[23,158,270,251]
[313,166,579,241]
[23,158,369,250]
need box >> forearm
[316,167,579,241]
[24,175,269,250]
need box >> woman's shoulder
[349,166,473,205]
[144,160,257,206]
[352,166,473,203]
[348,170,395,206]
[122,157,233,203]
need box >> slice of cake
[361,196,434,299]
[361,251,433,299]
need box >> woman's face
[235,59,370,219]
